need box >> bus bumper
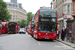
[37,35,56,40]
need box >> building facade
[11,0,17,4]
[6,0,27,22]
[52,0,73,30]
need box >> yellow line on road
[57,41,75,50]
[38,41,41,45]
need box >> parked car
[19,28,26,34]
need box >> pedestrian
[59,30,61,34]
[66,27,69,41]
[64,28,67,40]
[57,30,59,39]
[61,28,65,41]
[59,29,61,39]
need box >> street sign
[64,15,67,19]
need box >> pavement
[57,38,75,49]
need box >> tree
[0,0,11,21]
[21,19,26,27]
[17,12,34,27]
[17,19,27,27]
[25,20,28,27]
[27,12,34,26]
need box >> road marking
[57,41,75,50]
[0,44,2,45]
[38,41,40,45]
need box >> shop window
[67,5,70,13]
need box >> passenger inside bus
[43,14,52,17]
[38,23,56,33]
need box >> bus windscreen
[8,24,16,28]
[8,23,17,29]
[39,9,56,17]
[38,9,57,33]
[38,23,56,33]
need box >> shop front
[67,20,75,43]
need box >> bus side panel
[2,25,7,34]
[30,30,33,36]
[36,32,57,40]
[0,21,2,34]
[16,23,19,33]
[0,27,2,34]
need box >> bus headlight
[54,34,56,36]
[38,33,41,35]
[34,31,37,33]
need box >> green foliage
[27,12,34,26]
[0,0,11,21]
[25,20,28,27]
[21,19,26,27]
[17,19,27,27]
[17,12,34,27]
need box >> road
[0,32,74,50]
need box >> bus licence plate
[45,38,49,39]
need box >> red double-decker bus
[7,22,19,34]
[29,16,35,36]
[27,21,31,34]
[0,20,2,34]
[33,8,58,40]
[2,22,7,34]
[16,23,19,33]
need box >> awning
[58,17,64,21]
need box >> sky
[3,0,52,14]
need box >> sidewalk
[57,38,75,49]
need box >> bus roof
[2,22,6,25]
[39,8,57,11]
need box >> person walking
[57,30,59,39]
[61,29,65,41]
[64,28,67,40]
[66,27,69,41]
[59,29,61,39]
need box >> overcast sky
[3,0,52,14]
